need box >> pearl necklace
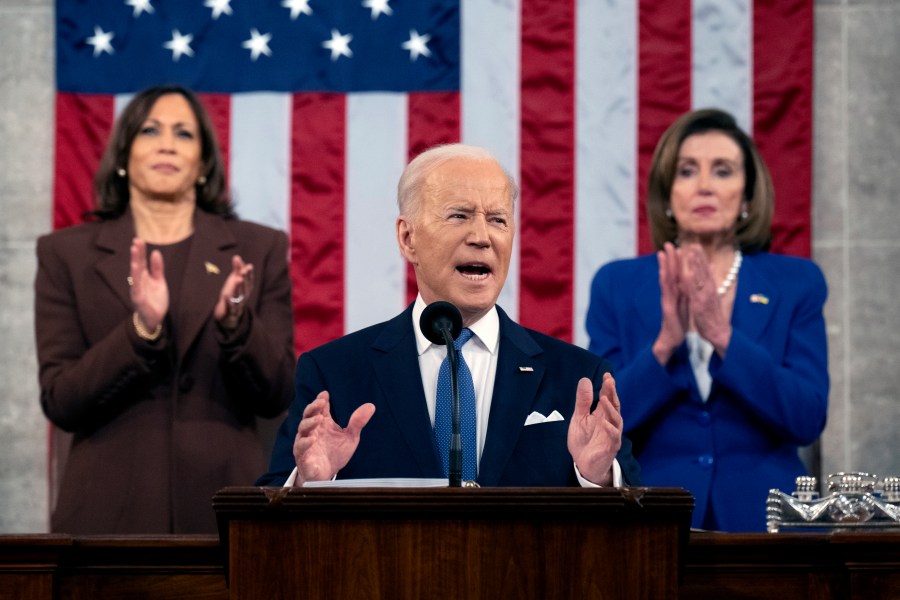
[716,250,743,295]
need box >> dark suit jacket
[35,208,295,534]
[587,252,828,531]
[259,305,640,487]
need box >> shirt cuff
[574,459,623,487]
[282,466,338,487]
[283,467,298,487]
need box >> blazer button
[698,454,714,469]
[178,374,194,393]
[697,411,712,426]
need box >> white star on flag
[86,26,114,57]
[322,29,353,61]
[163,30,194,62]
[242,29,273,61]
[401,30,431,61]
[362,0,393,20]
[281,0,312,20]
[204,0,233,20]
[125,0,154,17]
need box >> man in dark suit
[259,144,640,487]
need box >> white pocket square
[524,410,565,426]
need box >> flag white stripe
[574,0,638,348]
[345,93,408,334]
[692,0,753,133]
[461,0,521,322]
[231,93,291,232]
[114,95,132,119]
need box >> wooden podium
[213,486,693,599]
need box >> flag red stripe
[519,0,577,341]
[50,93,114,515]
[404,92,461,307]
[753,1,813,258]
[53,93,114,229]
[636,0,693,256]
[289,93,346,354]
[197,94,231,185]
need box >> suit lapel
[94,216,136,312]
[478,308,545,486]
[731,254,779,343]
[370,307,443,476]
[174,211,236,360]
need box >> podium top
[213,485,694,521]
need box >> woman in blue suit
[586,109,828,532]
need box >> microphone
[419,301,464,487]
[419,300,463,345]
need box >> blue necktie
[434,328,477,481]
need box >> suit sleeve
[35,234,169,432]
[217,229,295,418]
[586,262,692,433]
[710,262,829,444]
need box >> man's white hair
[397,143,519,219]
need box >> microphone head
[419,301,463,345]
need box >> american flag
[54,0,812,353]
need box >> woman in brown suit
[34,85,295,534]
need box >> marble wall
[0,2,54,533]
[814,0,900,479]
[2,0,899,532]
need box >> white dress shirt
[412,295,499,469]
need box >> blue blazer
[260,305,641,487]
[586,252,828,531]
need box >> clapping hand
[129,237,168,332]
[214,255,254,330]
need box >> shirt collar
[412,294,500,356]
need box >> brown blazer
[35,209,295,534]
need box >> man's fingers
[346,403,376,435]
[301,392,330,419]
[572,377,593,419]
[600,373,620,412]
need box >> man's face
[397,157,515,326]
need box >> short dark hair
[646,108,773,252]
[91,85,233,219]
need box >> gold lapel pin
[749,293,769,305]
[205,261,220,275]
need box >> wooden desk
[682,531,900,599]
[3,514,897,599]
[0,535,225,600]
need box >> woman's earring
[665,208,674,220]
[197,175,207,185]
[741,209,749,220]
[116,168,127,178]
